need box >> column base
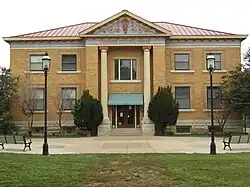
[98,117,111,136]
[141,117,155,136]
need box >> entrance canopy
[108,93,143,105]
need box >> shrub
[72,90,103,136]
[148,86,179,136]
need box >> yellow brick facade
[10,44,241,123]
[5,10,246,135]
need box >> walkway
[1,136,250,154]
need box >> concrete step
[110,128,142,136]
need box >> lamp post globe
[42,52,50,156]
[207,53,216,154]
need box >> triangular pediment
[79,10,171,36]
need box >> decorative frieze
[86,38,166,46]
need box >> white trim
[85,38,165,46]
[170,70,195,73]
[114,59,138,81]
[203,109,223,112]
[11,47,85,49]
[83,34,169,37]
[168,45,241,48]
[56,110,72,113]
[134,106,137,128]
[110,80,142,83]
[3,36,81,42]
[34,110,48,114]
[179,109,196,112]
[56,71,81,74]
[170,35,247,39]
[115,106,117,128]
[24,71,44,74]
[202,70,227,73]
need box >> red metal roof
[13,21,236,38]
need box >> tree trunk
[58,113,64,135]
[27,116,32,137]
[91,126,98,136]
[154,124,165,136]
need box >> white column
[99,47,110,136]
[143,46,151,121]
[100,47,109,121]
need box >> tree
[72,90,103,136]
[220,64,250,132]
[213,104,231,133]
[148,86,179,136]
[244,47,250,66]
[0,68,19,134]
[17,75,38,136]
[53,89,75,134]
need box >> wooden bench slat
[14,135,25,144]
[223,134,250,151]
[5,135,15,144]
[0,135,32,151]
[0,136,5,143]
[240,135,249,143]
[230,136,241,143]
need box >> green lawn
[0,153,250,187]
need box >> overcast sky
[0,0,249,68]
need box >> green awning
[108,93,143,105]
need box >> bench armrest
[24,137,32,143]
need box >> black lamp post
[207,54,216,155]
[42,52,50,156]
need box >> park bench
[223,134,250,151]
[0,135,32,151]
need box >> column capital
[143,46,151,52]
[100,46,108,52]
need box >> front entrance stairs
[110,128,142,136]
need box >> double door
[117,105,135,128]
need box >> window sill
[170,70,195,73]
[56,110,72,113]
[56,71,81,74]
[34,110,48,114]
[179,109,196,112]
[203,109,223,112]
[110,80,142,83]
[24,71,44,74]
[202,70,227,73]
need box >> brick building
[3,10,247,136]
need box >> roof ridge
[14,21,98,37]
[153,21,236,35]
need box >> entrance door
[117,105,135,128]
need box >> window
[62,55,77,71]
[30,55,43,71]
[206,53,221,70]
[174,54,189,70]
[32,88,44,110]
[175,87,190,109]
[207,87,222,109]
[61,87,77,110]
[176,126,191,134]
[114,59,136,80]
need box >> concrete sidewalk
[1,136,250,154]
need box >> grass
[0,153,250,187]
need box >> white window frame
[207,86,222,109]
[174,53,190,71]
[175,87,190,109]
[62,54,77,71]
[29,55,44,71]
[115,59,136,81]
[32,88,44,111]
[61,87,77,110]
